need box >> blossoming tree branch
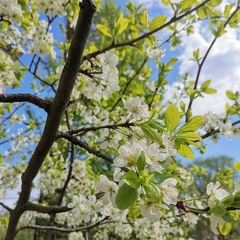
[0,0,240,239]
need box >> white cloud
[158,15,239,115]
[133,0,161,8]
[175,22,240,115]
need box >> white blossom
[160,178,179,205]
[95,175,118,205]
[124,96,150,121]
[209,213,225,235]
[206,181,229,209]
[114,139,143,167]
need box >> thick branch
[0,94,51,112]
[4,1,96,239]
[24,202,71,214]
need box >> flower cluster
[114,135,176,170]
[0,0,23,25]
[82,50,120,101]
[146,41,166,60]
[202,111,234,140]
[206,181,230,235]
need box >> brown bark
[4,1,96,239]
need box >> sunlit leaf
[149,16,167,31]
[165,105,180,133]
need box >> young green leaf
[233,162,240,172]
[219,222,232,236]
[137,151,146,172]
[175,140,194,159]
[96,24,112,38]
[144,181,162,202]
[204,88,217,94]
[141,125,162,145]
[226,90,237,100]
[149,16,167,31]
[208,0,222,7]
[120,170,141,189]
[178,116,204,133]
[200,80,211,90]
[115,183,139,210]
[165,105,180,133]
[177,132,202,141]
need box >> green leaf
[144,181,162,202]
[165,105,180,133]
[222,195,234,206]
[139,9,148,28]
[140,125,162,145]
[175,141,194,160]
[139,170,154,186]
[208,0,222,7]
[200,80,211,90]
[17,0,29,8]
[120,170,141,189]
[114,13,129,36]
[180,100,186,112]
[115,183,139,210]
[179,0,196,9]
[233,162,240,172]
[197,7,207,19]
[165,58,178,71]
[178,116,205,133]
[193,49,200,61]
[96,24,112,38]
[137,151,146,172]
[223,212,232,223]
[177,132,202,141]
[211,201,226,217]
[225,102,236,116]
[204,88,217,94]
[162,0,170,5]
[231,200,240,208]
[149,16,167,31]
[226,90,237,100]
[147,119,165,132]
[219,222,232,236]
[151,171,171,184]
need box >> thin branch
[201,119,240,139]
[82,0,210,61]
[110,59,147,112]
[185,5,240,121]
[68,121,135,135]
[57,131,129,172]
[0,94,51,112]
[57,143,75,205]
[0,202,13,212]
[17,217,110,233]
